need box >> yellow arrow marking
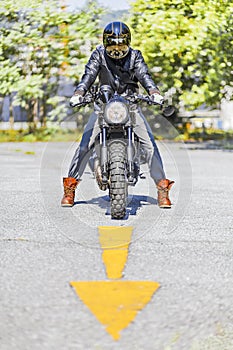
[70,280,160,340]
[98,226,133,279]
[70,226,160,340]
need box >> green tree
[129,0,233,110]
[0,0,103,129]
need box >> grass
[173,127,233,146]
[0,126,232,147]
[0,127,82,142]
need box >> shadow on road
[74,194,158,219]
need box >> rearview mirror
[162,105,176,118]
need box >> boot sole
[61,203,73,207]
[159,205,171,208]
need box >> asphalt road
[0,141,233,350]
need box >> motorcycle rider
[61,21,174,209]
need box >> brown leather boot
[61,177,79,207]
[156,179,174,208]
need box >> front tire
[109,142,128,219]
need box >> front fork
[100,127,108,184]
[100,126,135,184]
[127,126,135,183]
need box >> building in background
[221,101,233,131]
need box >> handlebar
[128,94,164,106]
[70,93,175,117]
[70,93,162,108]
[69,95,93,108]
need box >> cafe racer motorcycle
[71,85,172,219]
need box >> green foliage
[0,60,20,94]
[174,127,233,143]
[12,75,46,108]
[47,96,68,121]
[0,0,104,126]
[0,127,82,142]
[129,0,233,109]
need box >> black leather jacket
[75,45,159,95]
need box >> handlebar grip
[70,98,93,108]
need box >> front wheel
[109,142,128,219]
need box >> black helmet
[103,21,131,60]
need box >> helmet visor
[105,44,129,59]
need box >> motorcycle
[71,85,174,219]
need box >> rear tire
[109,142,128,219]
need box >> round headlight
[104,101,128,124]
